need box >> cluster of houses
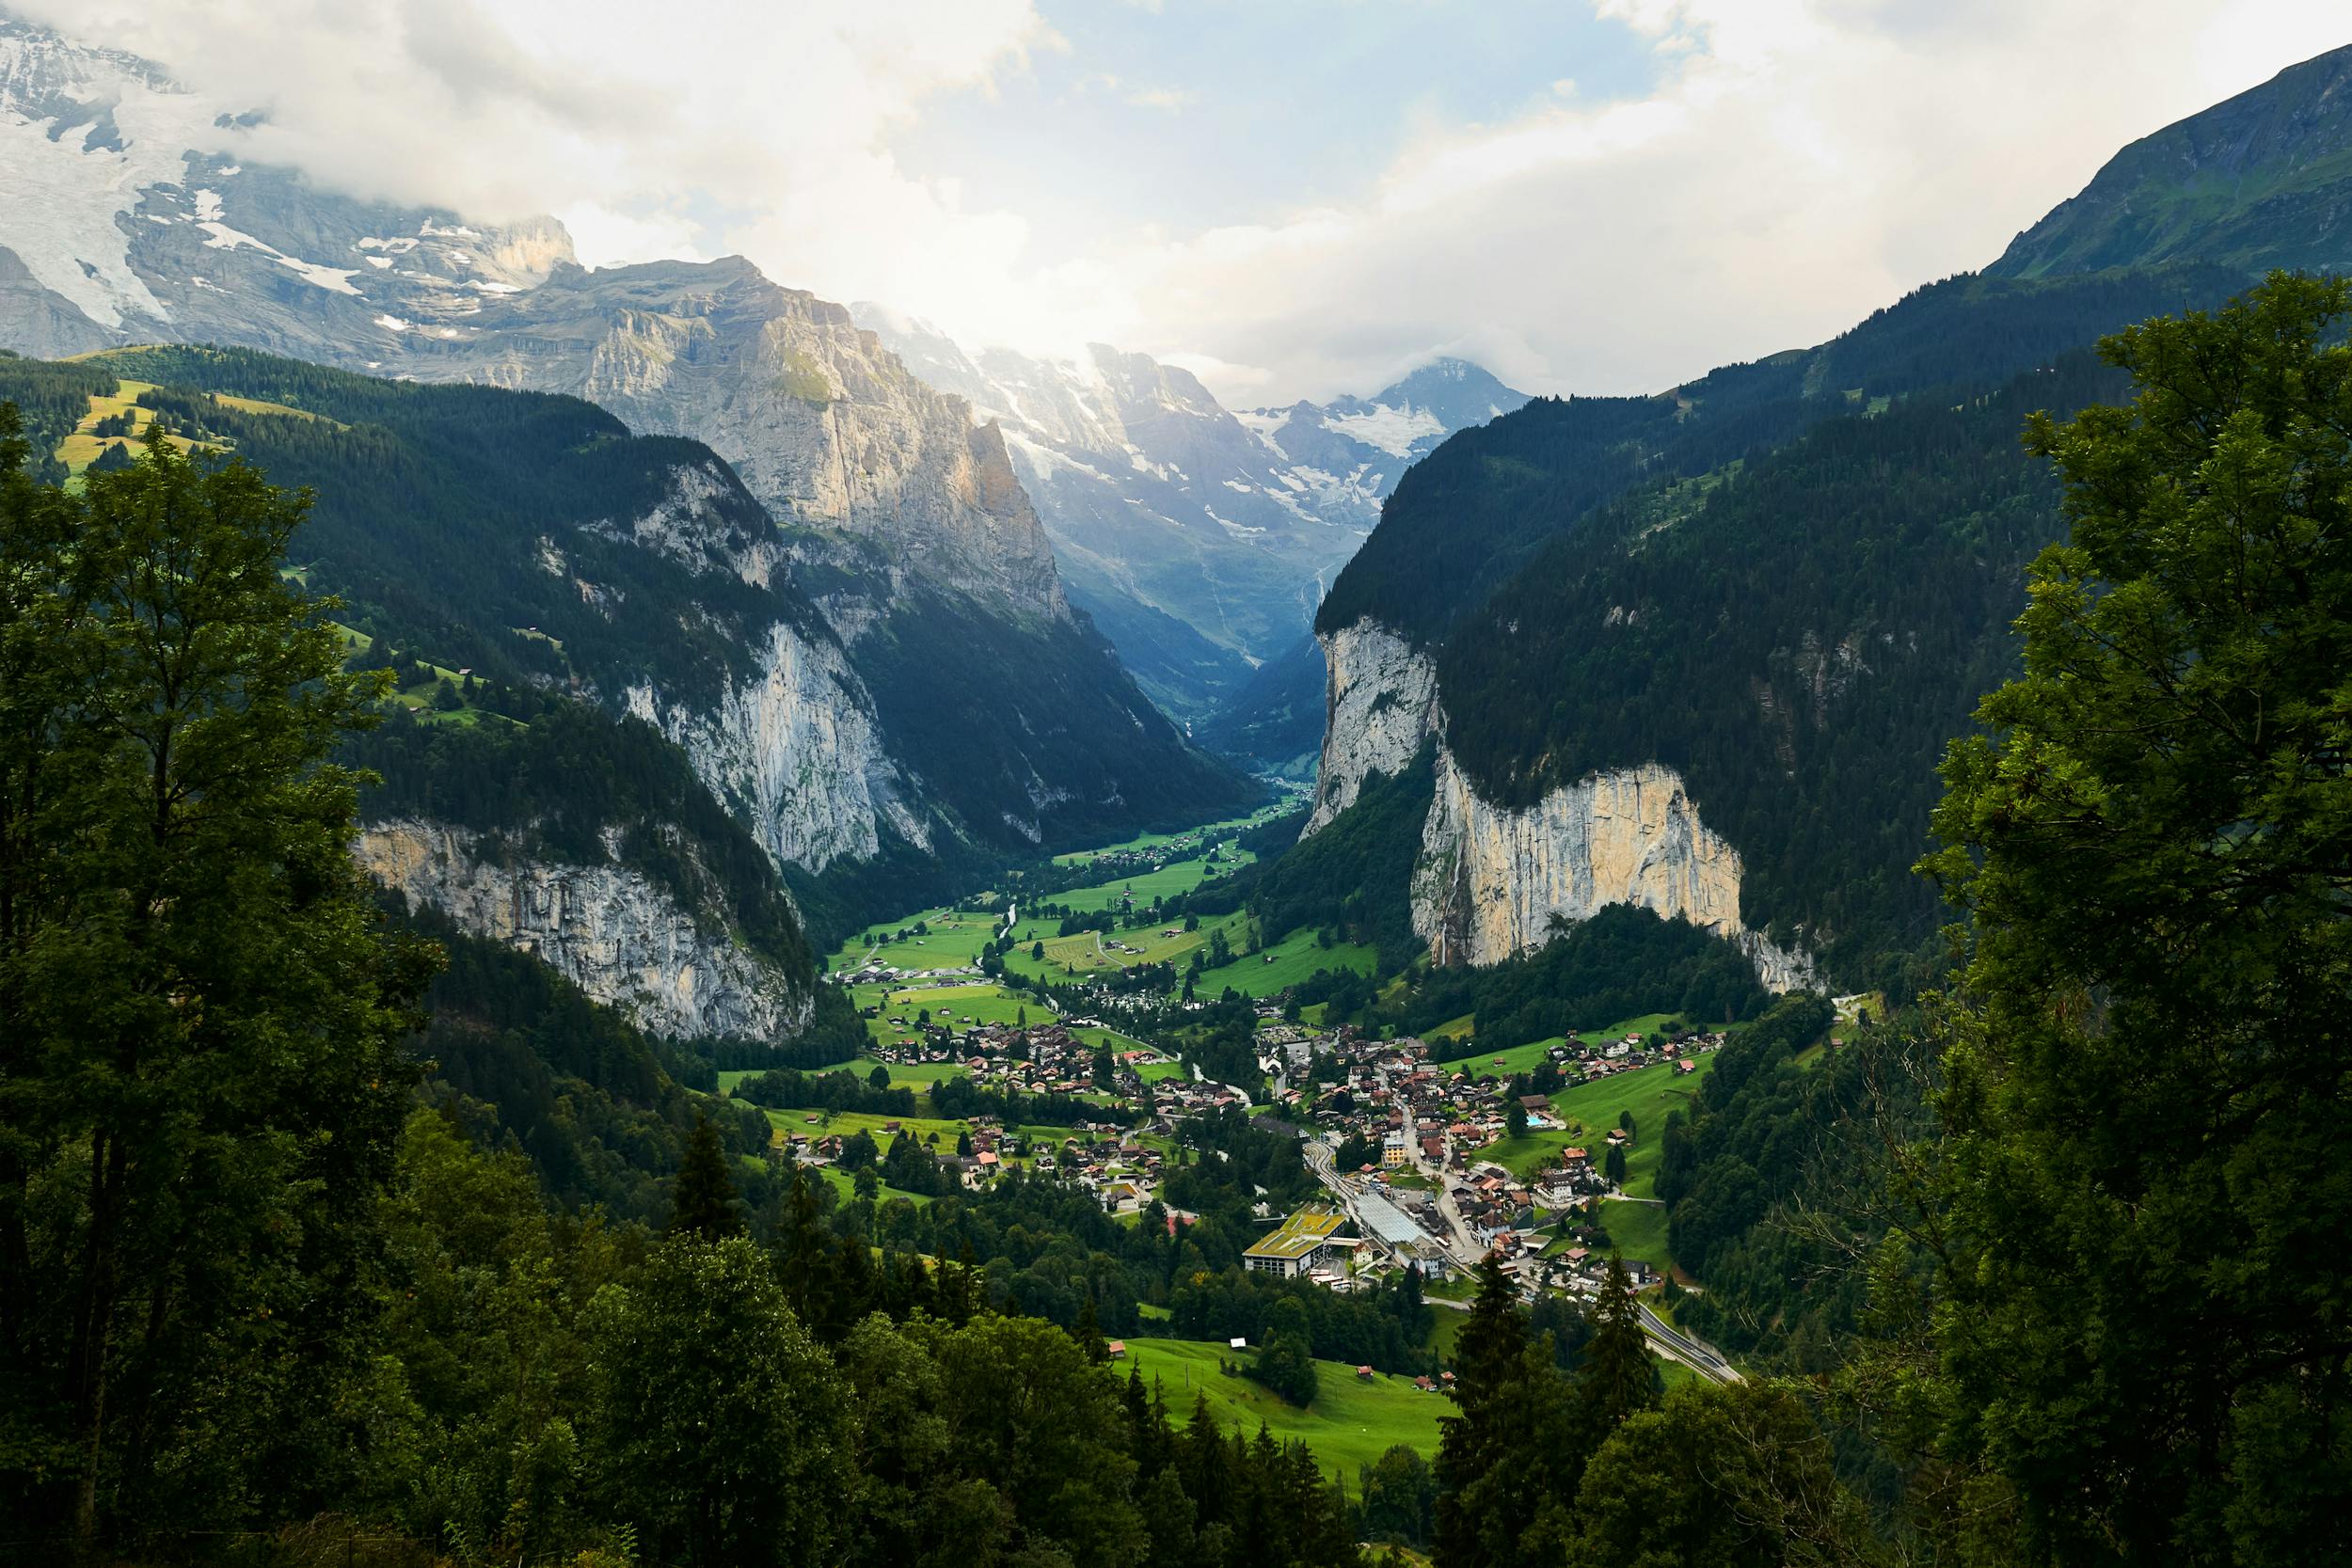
[1263,1020,1731,1183]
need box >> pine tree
[667,1111,744,1240]
[1578,1255,1658,1432]
[1076,1295,1109,1364]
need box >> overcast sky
[20,0,2350,404]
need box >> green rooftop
[1244,1204,1347,1260]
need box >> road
[1301,1115,1739,1385]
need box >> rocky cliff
[1305,615,1813,990]
[358,819,812,1041]
[1304,618,1441,832]
[410,259,1070,625]
[622,621,926,875]
[1410,749,1816,990]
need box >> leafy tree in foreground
[1921,272,2352,1561]
[587,1235,854,1568]
[0,425,431,1551]
[1565,1380,1853,1568]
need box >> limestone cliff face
[622,623,926,875]
[423,258,1071,624]
[1303,617,1441,832]
[1409,749,1816,989]
[1307,616,1815,991]
[358,819,812,1040]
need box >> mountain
[1236,357,1530,508]
[853,306,1526,716]
[0,15,1254,966]
[1293,48,2352,996]
[1989,42,2352,279]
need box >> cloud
[1073,0,2352,402]
[8,0,2348,404]
[8,0,1057,279]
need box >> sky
[16,0,2351,404]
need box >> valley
[3,11,2348,1563]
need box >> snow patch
[1323,403,1446,457]
[195,215,364,295]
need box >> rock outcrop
[419,259,1070,625]
[358,819,810,1041]
[623,622,925,875]
[1307,615,1815,990]
[1410,749,1816,988]
[1304,618,1441,832]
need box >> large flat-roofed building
[1244,1204,1348,1277]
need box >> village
[790,940,1736,1338]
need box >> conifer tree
[1578,1255,1659,1433]
[668,1111,744,1240]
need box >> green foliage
[1565,1379,1854,1568]
[1359,1443,1438,1549]
[1241,748,1434,968]
[81,345,824,709]
[1319,264,2246,652]
[1399,905,1769,1052]
[1436,351,2138,978]
[1916,273,2352,1562]
[1988,47,2352,279]
[1577,1258,1661,1432]
[1432,1257,1585,1568]
[0,357,115,482]
[1197,632,1327,771]
[851,578,1259,857]
[668,1114,745,1239]
[587,1236,856,1567]
[0,429,433,1547]
[774,348,835,405]
[352,698,815,978]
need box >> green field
[757,1106,968,1143]
[1117,1337,1449,1479]
[1002,910,1266,987]
[845,1055,969,1086]
[1594,1197,1672,1270]
[1452,1037,1567,1078]
[1443,1013,1695,1077]
[856,983,1053,1048]
[832,906,1006,976]
[1187,925,1378,998]
[1055,855,1254,914]
[1049,800,1297,867]
[807,1162,940,1208]
[1473,1053,1715,1196]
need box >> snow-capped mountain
[0,9,1250,941]
[852,307,1527,711]
[1238,358,1532,512]
[0,16,571,360]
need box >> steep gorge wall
[1304,619,1442,832]
[358,818,812,1041]
[622,621,928,877]
[1306,616,1815,991]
